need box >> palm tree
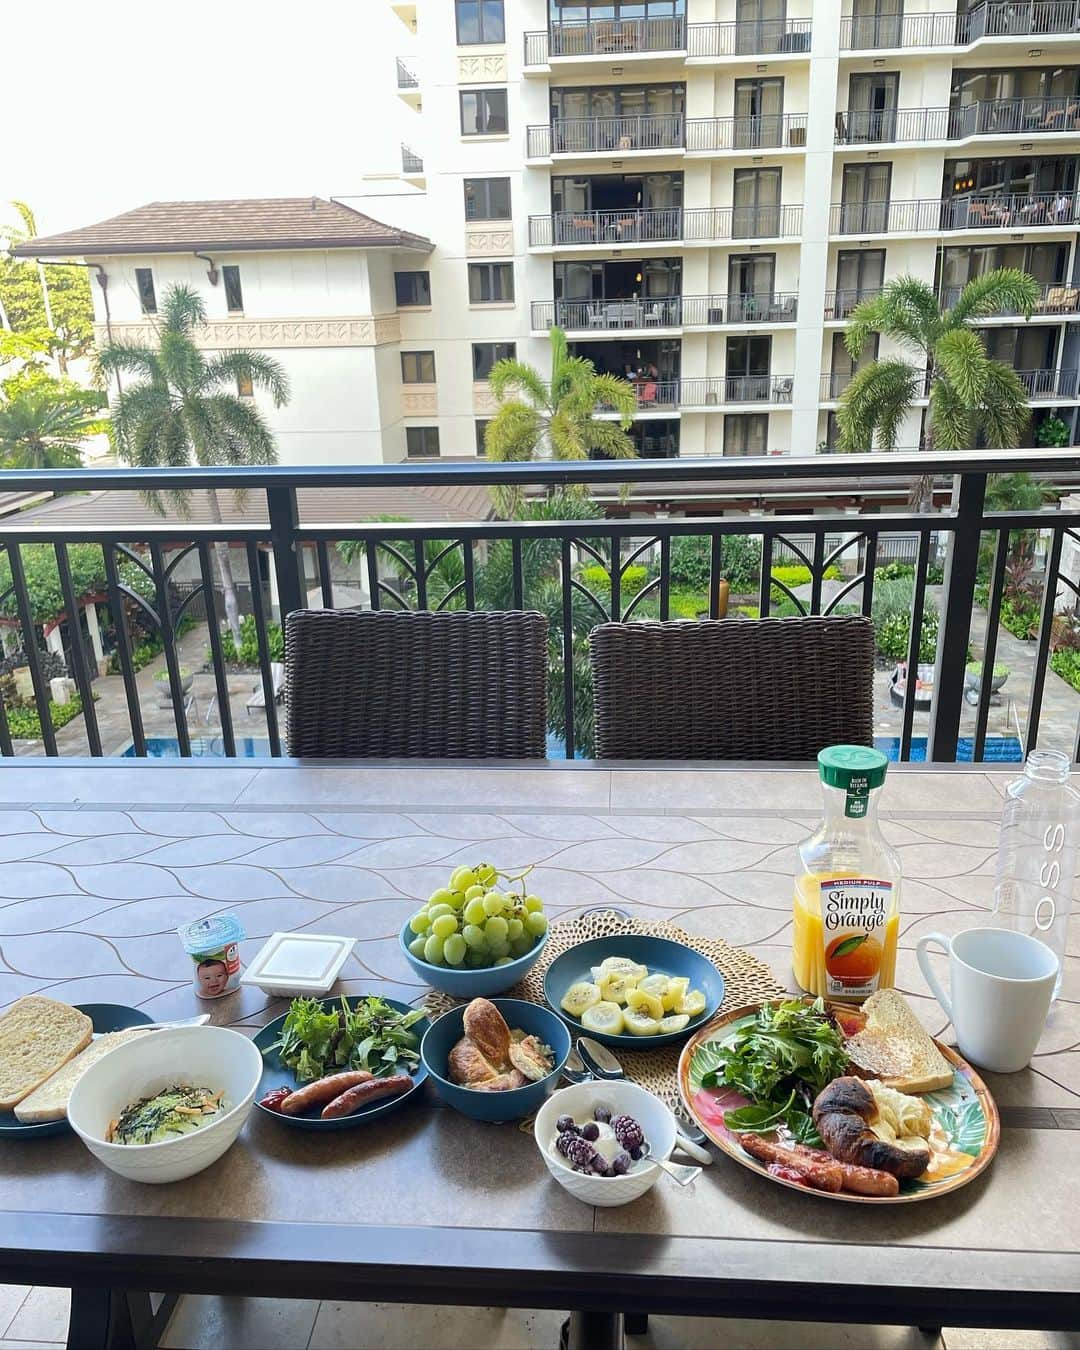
[836,269,1041,508]
[0,383,105,469]
[484,327,638,516]
[97,284,289,641]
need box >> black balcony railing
[686,113,808,151]
[830,192,1080,234]
[530,293,799,331]
[529,204,803,247]
[3,454,1077,764]
[401,145,423,174]
[840,0,1080,48]
[530,15,687,61]
[824,287,885,318]
[529,113,686,159]
[937,280,1080,314]
[1017,367,1080,399]
[396,57,419,89]
[686,18,812,56]
[835,98,1080,144]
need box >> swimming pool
[873,735,1024,763]
[121,736,273,758]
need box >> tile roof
[9,199,433,258]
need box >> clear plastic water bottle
[992,749,1079,999]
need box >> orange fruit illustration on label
[825,933,882,984]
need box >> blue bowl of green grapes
[399,861,550,997]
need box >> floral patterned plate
[678,1000,1000,1204]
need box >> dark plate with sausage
[253,996,430,1131]
[677,1000,999,1204]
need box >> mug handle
[916,931,954,1023]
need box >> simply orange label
[821,877,893,998]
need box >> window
[461,88,509,136]
[135,268,157,314]
[395,271,432,307]
[221,265,244,313]
[468,262,514,303]
[236,370,254,398]
[475,420,490,455]
[455,0,505,44]
[724,414,768,456]
[465,177,512,221]
[406,426,441,458]
[401,351,436,383]
[472,342,515,381]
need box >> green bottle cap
[818,745,888,818]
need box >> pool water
[122,737,272,758]
[873,735,1024,763]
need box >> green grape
[494,956,513,966]
[488,939,511,958]
[428,903,454,920]
[447,890,466,909]
[482,891,506,917]
[408,935,428,958]
[462,923,486,949]
[408,910,431,934]
[524,894,544,913]
[465,950,487,968]
[510,934,534,957]
[450,866,478,892]
[428,888,455,908]
[431,914,458,940]
[463,884,485,902]
[476,862,497,885]
[525,912,548,938]
[443,933,467,966]
[507,917,524,941]
[423,933,445,964]
[484,915,509,944]
[463,897,487,926]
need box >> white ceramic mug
[916,927,1058,1073]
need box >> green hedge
[1050,648,1080,692]
[218,615,285,666]
[5,696,87,739]
[578,564,649,594]
[769,563,842,605]
[669,535,762,592]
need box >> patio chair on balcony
[284,609,548,758]
[589,615,875,760]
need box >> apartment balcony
[823,287,884,319]
[530,292,799,334]
[527,114,686,161]
[1018,367,1080,399]
[528,204,803,250]
[401,145,424,184]
[839,0,1080,50]
[938,280,1080,317]
[686,19,812,58]
[523,17,812,67]
[834,99,1080,146]
[395,58,421,106]
[686,114,807,152]
[523,16,687,69]
[601,375,795,411]
[829,192,1079,237]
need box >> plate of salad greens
[253,994,430,1130]
[677,997,997,1204]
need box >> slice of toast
[14,1027,152,1122]
[843,989,953,1094]
[0,996,93,1111]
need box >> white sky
[3,0,410,238]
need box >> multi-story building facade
[386,0,1080,459]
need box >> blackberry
[612,1114,645,1152]
[561,1133,599,1170]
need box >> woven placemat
[423,909,785,1112]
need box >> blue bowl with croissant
[420,998,571,1123]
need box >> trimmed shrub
[669,534,762,593]
[5,695,87,739]
[218,615,284,667]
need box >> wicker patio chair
[590,615,875,760]
[285,609,549,759]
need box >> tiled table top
[0,761,1077,1276]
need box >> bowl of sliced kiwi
[542,935,724,1048]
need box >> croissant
[812,1076,931,1179]
[447,999,550,1092]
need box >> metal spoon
[641,1139,701,1187]
[577,1037,713,1166]
[561,1043,593,1085]
[91,1014,211,1041]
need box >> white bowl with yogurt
[533,1080,677,1207]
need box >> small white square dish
[240,932,355,997]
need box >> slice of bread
[14,1027,152,1122]
[843,988,954,1094]
[0,996,93,1111]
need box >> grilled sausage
[321,1073,414,1119]
[792,1143,900,1197]
[280,1071,374,1116]
[737,1134,843,1192]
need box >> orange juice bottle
[793,745,901,1002]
